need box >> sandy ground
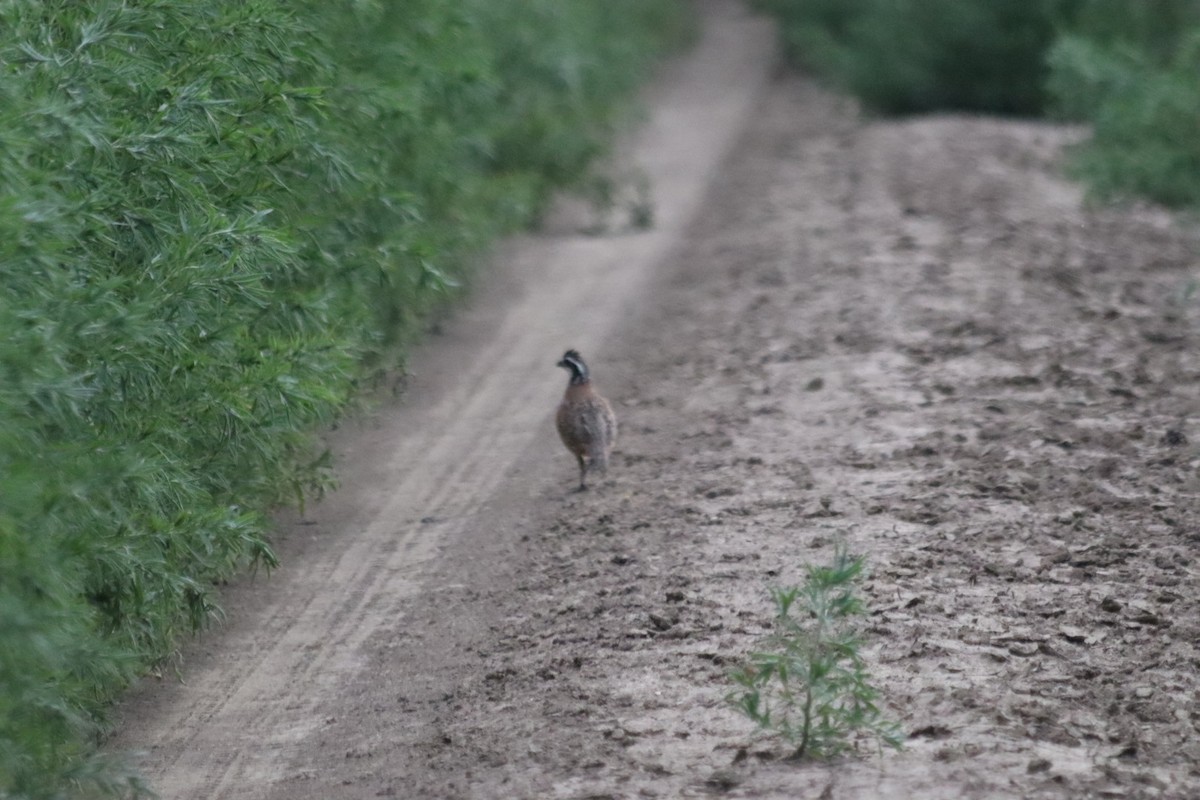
[109,2,1200,798]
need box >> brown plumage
[556,349,617,491]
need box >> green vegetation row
[754,0,1200,208]
[0,0,687,796]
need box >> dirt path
[107,2,777,797]
[111,2,1200,798]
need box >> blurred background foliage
[755,0,1200,209]
[0,0,686,795]
[1048,1,1200,206]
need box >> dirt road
[111,1,1200,798]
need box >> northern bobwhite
[556,349,617,491]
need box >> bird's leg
[576,454,588,492]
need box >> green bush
[1047,1,1200,207]
[0,0,685,796]
[1060,0,1200,63]
[754,0,1063,115]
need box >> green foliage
[302,0,692,347]
[728,549,903,759]
[1061,0,1200,62]
[1047,1,1200,207]
[754,0,1063,115]
[751,0,868,77]
[0,0,686,795]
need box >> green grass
[0,0,687,796]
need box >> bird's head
[557,349,589,384]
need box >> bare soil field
[110,2,1200,798]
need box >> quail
[555,349,617,491]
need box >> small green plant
[728,548,903,759]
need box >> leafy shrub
[2,5,316,794]
[0,0,685,795]
[1060,0,1200,64]
[1047,1,1200,207]
[754,0,1063,115]
[728,549,902,759]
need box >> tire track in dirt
[106,4,777,797]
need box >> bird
[555,349,617,491]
